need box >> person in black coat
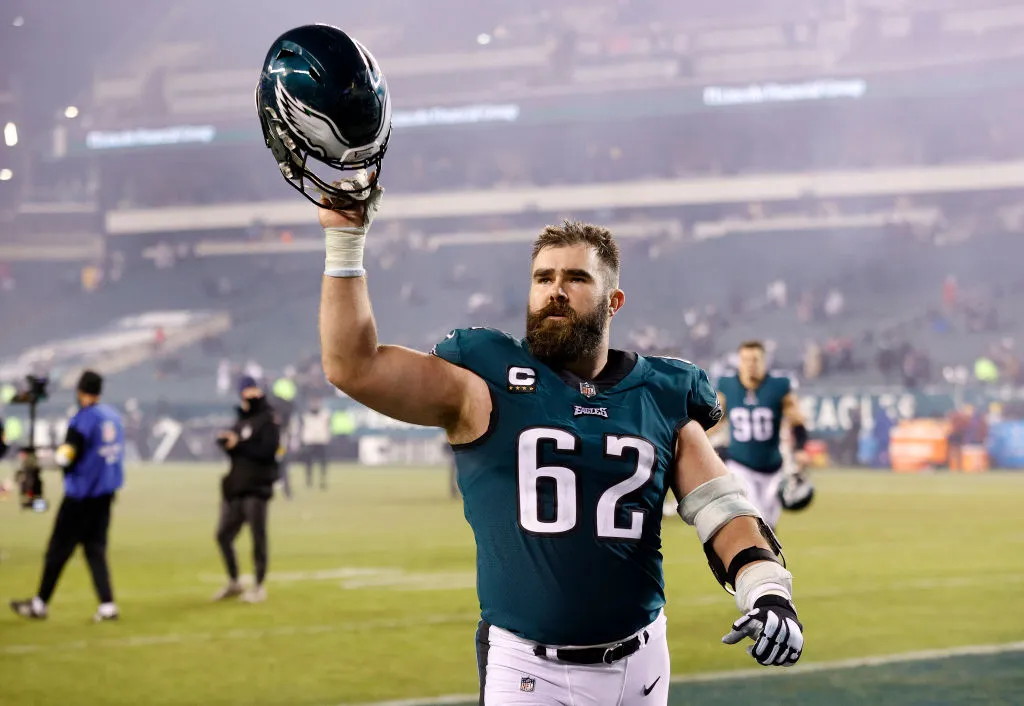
[212,375,280,603]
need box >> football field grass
[0,464,1022,705]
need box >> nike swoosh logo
[643,676,661,696]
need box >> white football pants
[726,460,784,529]
[476,611,669,705]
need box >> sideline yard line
[16,569,1024,607]
[345,640,1024,706]
[0,612,477,655]
[4,573,1022,655]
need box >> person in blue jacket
[10,370,124,622]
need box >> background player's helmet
[256,24,391,206]
[778,472,815,511]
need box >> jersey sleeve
[688,367,724,431]
[429,327,517,388]
[770,369,797,395]
[430,329,463,367]
[645,356,723,432]
[66,408,91,439]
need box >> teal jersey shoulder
[432,328,717,645]
[718,372,792,473]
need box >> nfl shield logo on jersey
[520,676,536,692]
[579,381,597,398]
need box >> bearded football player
[257,24,805,706]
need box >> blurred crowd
[5,0,1024,406]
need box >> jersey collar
[549,349,639,396]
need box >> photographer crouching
[212,375,281,603]
[10,371,124,622]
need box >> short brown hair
[739,340,765,353]
[531,220,620,288]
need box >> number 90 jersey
[431,327,721,646]
[717,373,792,474]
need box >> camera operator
[212,375,280,603]
[9,371,124,622]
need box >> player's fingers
[751,641,774,666]
[757,637,781,665]
[721,628,749,645]
[761,610,780,640]
[771,646,790,666]
[784,618,804,652]
[784,648,802,666]
[722,616,761,644]
[752,623,783,664]
[770,613,787,646]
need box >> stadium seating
[6,222,1020,405]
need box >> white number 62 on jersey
[516,428,656,540]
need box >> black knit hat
[77,370,103,396]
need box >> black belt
[533,629,649,665]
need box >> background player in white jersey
[257,25,805,706]
[714,341,810,529]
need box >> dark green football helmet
[256,24,391,206]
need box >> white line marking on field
[198,567,477,591]
[14,569,1024,610]
[197,568,392,583]
[0,613,477,656]
[344,641,1024,706]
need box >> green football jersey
[717,373,793,473]
[431,327,721,645]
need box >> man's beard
[525,300,607,366]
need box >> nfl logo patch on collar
[579,381,597,398]
[520,676,536,692]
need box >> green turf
[0,466,1022,705]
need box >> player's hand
[722,595,803,666]
[318,195,367,229]
[218,431,239,450]
[317,170,382,232]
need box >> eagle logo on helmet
[275,80,351,161]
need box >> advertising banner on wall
[3,387,1021,467]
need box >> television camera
[8,374,51,511]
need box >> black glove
[722,594,804,667]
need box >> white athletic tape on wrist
[734,560,793,613]
[679,474,762,545]
[324,227,366,278]
[322,183,383,278]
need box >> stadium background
[1,0,1023,704]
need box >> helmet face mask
[257,25,391,208]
